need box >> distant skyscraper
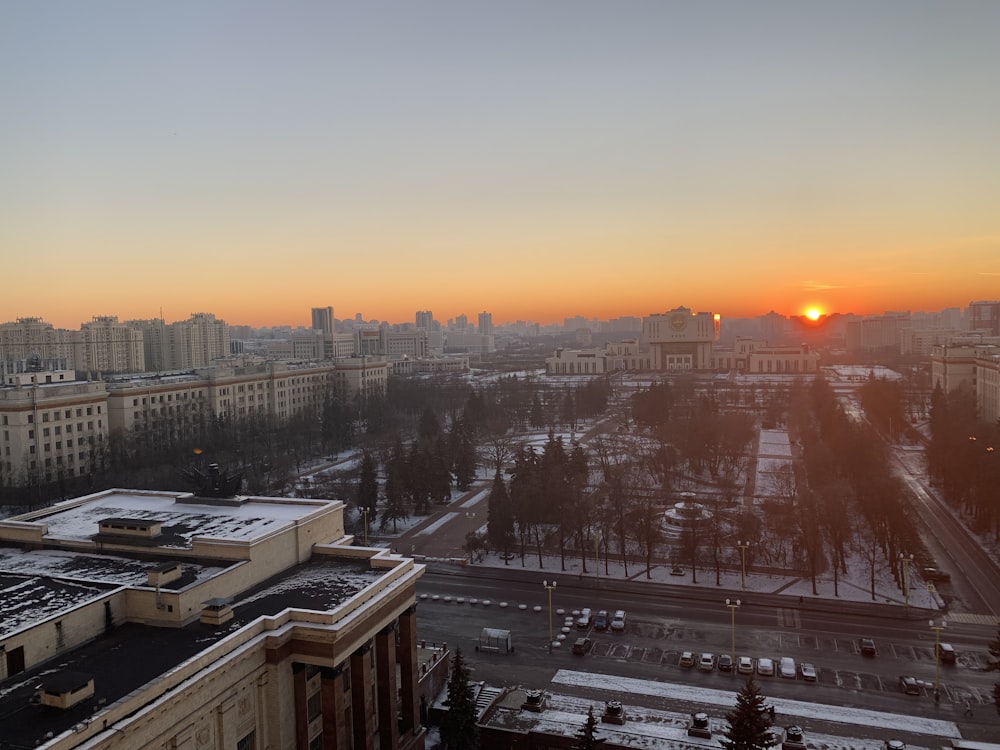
[311,306,334,335]
[478,311,493,336]
[968,300,1000,336]
[415,310,434,330]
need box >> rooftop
[8,489,332,547]
[0,556,387,749]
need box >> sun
[805,308,821,322]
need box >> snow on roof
[551,670,960,739]
[19,490,332,547]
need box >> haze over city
[3,1,998,328]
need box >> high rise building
[478,311,493,336]
[0,318,78,369]
[968,300,1000,336]
[77,316,145,375]
[311,306,334,335]
[415,310,434,330]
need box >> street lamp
[361,507,370,547]
[930,619,946,699]
[465,512,477,562]
[898,553,914,607]
[736,540,750,591]
[726,598,741,671]
[543,580,557,651]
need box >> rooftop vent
[520,689,545,713]
[146,561,182,587]
[200,597,234,626]
[688,711,712,739]
[32,672,95,710]
[98,517,163,539]
[601,699,625,725]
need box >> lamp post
[726,598,741,671]
[898,553,914,607]
[930,619,946,698]
[465,512,476,561]
[361,507,370,547]
[736,540,750,591]
[543,580,557,652]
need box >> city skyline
[3,2,998,329]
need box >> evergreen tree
[486,470,515,562]
[452,420,479,491]
[440,647,479,750]
[380,438,409,532]
[720,678,773,750]
[356,451,379,515]
[573,706,605,750]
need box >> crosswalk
[944,612,1000,626]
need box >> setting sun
[806,308,822,321]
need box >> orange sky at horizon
[3,3,999,332]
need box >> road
[414,566,1000,739]
[892,445,1000,618]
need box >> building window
[307,692,321,721]
[236,732,255,750]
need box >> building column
[375,623,399,750]
[397,606,420,738]
[350,643,376,750]
[321,665,349,750]
[292,662,310,750]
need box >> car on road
[737,656,755,675]
[899,675,921,695]
[718,654,733,672]
[610,610,626,632]
[576,608,592,629]
[571,637,592,655]
[799,663,817,681]
[698,653,716,671]
[679,651,696,668]
[593,610,609,630]
[779,657,796,678]
[757,657,775,676]
[923,567,951,583]
[859,638,878,657]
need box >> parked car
[718,654,734,672]
[698,653,716,671]
[899,675,921,695]
[576,608,592,629]
[572,637,593,655]
[737,656,755,675]
[670,566,685,576]
[757,657,775,676]
[779,657,796,679]
[859,638,878,657]
[679,651,696,668]
[610,610,626,632]
[937,642,957,664]
[799,662,818,681]
[593,610,609,630]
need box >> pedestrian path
[947,612,1000,626]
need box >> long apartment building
[0,367,110,486]
[1,359,388,487]
[0,314,231,375]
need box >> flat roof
[0,556,388,749]
[15,490,335,547]
[0,547,228,638]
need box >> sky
[2,1,999,329]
